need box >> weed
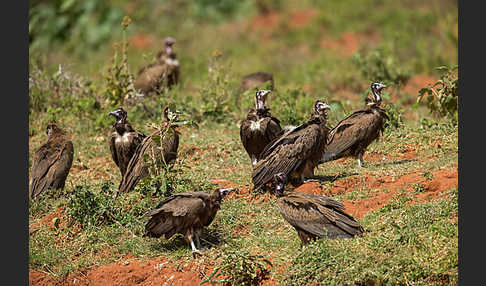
[417,65,458,123]
[201,247,272,285]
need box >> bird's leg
[357,153,365,168]
[186,231,202,258]
[195,232,202,250]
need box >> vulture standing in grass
[252,100,331,191]
[320,82,389,168]
[118,107,180,193]
[144,187,235,257]
[273,173,364,245]
[241,72,274,91]
[108,107,146,176]
[134,37,180,94]
[29,124,74,199]
[240,89,282,167]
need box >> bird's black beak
[108,111,117,117]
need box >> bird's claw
[192,250,203,258]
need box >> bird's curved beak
[108,111,118,117]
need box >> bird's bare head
[46,123,59,137]
[370,82,387,104]
[164,37,176,55]
[314,100,331,118]
[218,188,236,197]
[273,172,287,196]
[255,89,271,111]
[108,107,127,124]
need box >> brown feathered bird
[144,187,235,256]
[273,173,364,245]
[134,37,180,94]
[29,124,74,199]
[118,107,180,193]
[241,72,274,91]
[240,90,282,167]
[108,107,146,176]
[252,100,331,191]
[320,82,389,168]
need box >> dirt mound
[31,258,205,286]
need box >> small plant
[275,88,315,126]
[201,247,272,285]
[417,65,458,123]
[353,47,411,93]
[66,185,116,228]
[383,103,403,131]
[103,16,140,108]
[412,183,425,193]
[423,171,434,181]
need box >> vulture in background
[320,82,389,168]
[144,187,235,257]
[273,173,364,245]
[29,124,74,199]
[118,107,180,193]
[134,37,180,95]
[252,100,331,191]
[108,107,146,176]
[240,89,282,167]
[241,72,274,91]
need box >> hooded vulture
[240,90,282,167]
[273,173,364,245]
[144,187,235,257]
[29,124,74,199]
[118,107,180,193]
[134,37,180,94]
[108,107,146,176]
[251,100,331,191]
[241,72,274,91]
[320,82,389,168]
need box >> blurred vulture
[240,90,282,167]
[29,124,74,199]
[252,100,331,191]
[273,173,364,245]
[134,37,180,94]
[144,188,235,257]
[108,107,146,176]
[320,82,389,168]
[118,107,180,193]
[241,72,274,91]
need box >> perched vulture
[108,108,146,176]
[320,82,389,168]
[118,107,180,193]
[144,188,235,256]
[252,100,331,191]
[29,124,74,199]
[273,173,364,245]
[240,90,282,167]
[134,37,180,94]
[241,72,274,91]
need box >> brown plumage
[240,90,282,167]
[321,82,389,168]
[134,37,179,94]
[118,107,180,193]
[241,72,274,91]
[108,108,146,176]
[252,100,331,191]
[273,173,364,245]
[29,124,74,199]
[144,188,235,256]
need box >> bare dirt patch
[289,9,318,28]
[129,34,156,50]
[320,31,381,57]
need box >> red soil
[129,34,156,50]
[402,74,437,97]
[289,9,318,28]
[30,258,208,286]
[320,31,381,57]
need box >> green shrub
[201,247,272,285]
[417,65,458,123]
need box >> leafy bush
[384,103,404,131]
[353,47,411,88]
[201,247,272,285]
[29,0,123,53]
[66,185,116,228]
[417,65,458,123]
[274,88,315,126]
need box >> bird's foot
[192,249,203,258]
[303,178,320,183]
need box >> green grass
[29,0,457,284]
